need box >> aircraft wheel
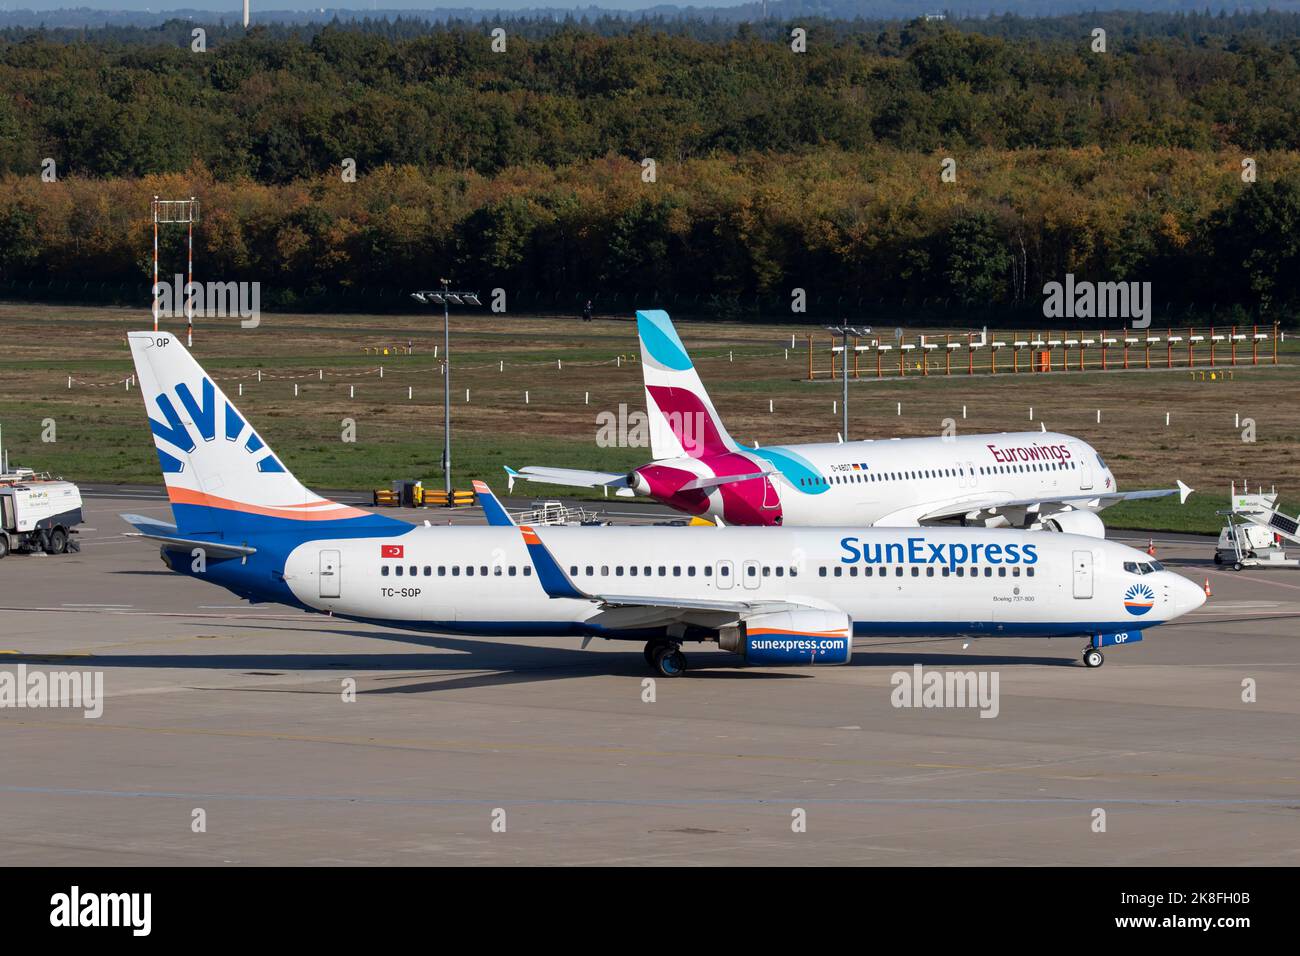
[653,646,687,678]
[643,641,661,667]
[1082,648,1104,669]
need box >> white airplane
[507,310,1190,535]
[120,331,1203,676]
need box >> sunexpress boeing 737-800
[121,331,1204,677]
[507,310,1189,534]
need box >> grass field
[1,302,1297,534]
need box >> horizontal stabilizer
[505,465,629,492]
[120,513,256,559]
[677,470,772,492]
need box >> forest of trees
[1,13,1298,320]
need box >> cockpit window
[1124,561,1162,575]
[1096,453,1107,470]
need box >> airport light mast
[825,324,870,441]
[412,282,482,498]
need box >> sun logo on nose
[1124,583,1156,616]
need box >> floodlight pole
[827,324,869,441]
[441,280,452,497]
[413,282,482,499]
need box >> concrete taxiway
[0,491,1296,865]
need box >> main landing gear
[644,640,687,677]
[1082,647,1105,668]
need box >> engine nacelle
[1040,509,1106,538]
[720,609,853,665]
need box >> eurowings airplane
[120,331,1203,676]
[507,310,1189,534]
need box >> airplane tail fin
[636,309,738,460]
[128,331,408,539]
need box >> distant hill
[5,1,1300,30]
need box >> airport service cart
[0,469,84,558]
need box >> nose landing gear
[1082,647,1105,668]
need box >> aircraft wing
[905,480,1193,525]
[472,480,515,527]
[504,465,631,493]
[120,513,257,559]
[515,520,816,626]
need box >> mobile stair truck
[1215,482,1300,571]
[0,435,84,558]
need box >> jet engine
[1039,509,1106,538]
[719,609,853,665]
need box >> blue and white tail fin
[636,309,738,460]
[128,331,407,538]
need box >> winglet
[473,480,515,527]
[503,465,520,493]
[519,525,588,600]
[1177,479,1193,505]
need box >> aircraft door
[1072,444,1094,490]
[716,559,735,590]
[741,559,761,589]
[319,549,341,598]
[1072,550,1093,599]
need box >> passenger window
[819,567,828,578]
[480,566,488,576]
[926,567,934,577]
[438,566,446,576]
[508,566,517,576]
[601,566,609,576]
[894,567,903,577]
[396,566,404,577]
[673,566,681,576]
[452,566,460,576]
[748,566,757,577]
[833,567,843,577]
[586,566,594,576]
[494,566,502,576]
[955,567,963,577]
[864,566,873,577]
[424,566,431,576]
[775,567,784,577]
[998,567,1006,577]
[1026,567,1035,577]
[466,566,473,576]
[523,567,532,576]
[616,567,624,576]
[911,567,919,577]
[687,566,696,577]
[570,566,578,575]
[1012,567,1021,577]
[848,566,857,577]
[381,566,389,576]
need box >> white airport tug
[0,467,84,558]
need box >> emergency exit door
[1072,550,1093,599]
[319,550,341,598]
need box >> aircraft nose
[1173,573,1207,614]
